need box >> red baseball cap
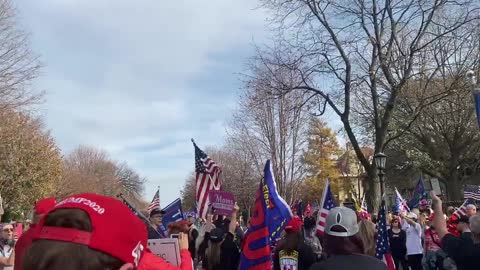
[285,216,303,233]
[34,198,57,215]
[33,193,147,267]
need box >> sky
[15,0,270,205]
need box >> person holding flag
[239,160,293,270]
[399,211,423,270]
[146,189,166,239]
[431,191,479,270]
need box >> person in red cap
[273,216,316,270]
[22,193,193,270]
[14,197,56,270]
[424,213,442,269]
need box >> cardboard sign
[430,178,442,195]
[209,191,235,216]
[147,238,181,266]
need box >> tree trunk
[365,168,380,213]
[446,173,463,201]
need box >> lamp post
[467,70,480,127]
[374,152,387,198]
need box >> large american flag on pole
[376,198,396,270]
[192,140,221,219]
[316,180,337,235]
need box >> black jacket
[274,242,316,270]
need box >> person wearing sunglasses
[0,223,15,270]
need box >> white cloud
[16,0,268,203]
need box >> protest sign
[147,238,181,266]
[209,191,235,216]
[430,178,442,195]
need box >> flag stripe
[193,142,222,218]
[316,180,336,235]
[147,190,160,213]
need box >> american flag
[316,180,337,235]
[394,188,410,213]
[464,184,480,201]
[452,199,471,218]
[375,199,396,270]
[147,189,160,213]
[359,197,370,219]
[193,140,221,219]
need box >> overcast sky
[16,0,269,205]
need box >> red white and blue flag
[376,199,396,270]
[239,160,292,270]
[192,140,222,219]
[316,180,337,235]
[394,188,410,214]
[359,197,370,219]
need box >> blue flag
[408,178,428,209]
[263,160,293,242]
[240,160,293,270]
[161,198,184,235]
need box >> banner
[147,238,181,266]
[240,160,293,270]
[209,190,235,216]
[161,198,183,235]
[408,177,428,209]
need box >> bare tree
[207,145,259,217]
[0,0,42,110]
[180,173,196,211]
[60,146,147,209]
[228,64,312,202]
[115,162,147,207]
[256,0,479,208]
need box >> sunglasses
[2,228,13,232]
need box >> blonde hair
[205,241,222,270]
[358,219,376,256]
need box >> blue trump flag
[240,160,293,270]
[161,198,184,235]
[408,177,428,209]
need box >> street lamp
[466,70,480,128]
[374,152,387,197]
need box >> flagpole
[117,193,163,237]
[158,186,161,209]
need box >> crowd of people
[0,191,478,270]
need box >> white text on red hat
[57,197,105,214]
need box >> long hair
[276,231,301,254]
[358,219,376,256]
[23,209,124,270]
[324,225,365,257]
[205,241,222,270]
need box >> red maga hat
[34,193,147,267]
[34,198,57,215]
[285,216,303,233]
